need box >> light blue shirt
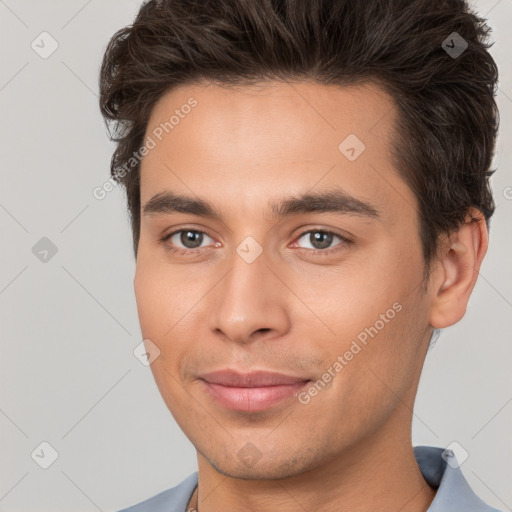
[118,446,503,511]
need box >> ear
[428,208,489,329]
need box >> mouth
[198,369,312,412]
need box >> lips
[200,369,310,387]
[198,369,311,412]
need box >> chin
[205,449,316,481]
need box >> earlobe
[429,209,488,329]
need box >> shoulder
[116,471,198,512]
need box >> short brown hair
[99,0,499,271]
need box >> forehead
[139,80,415,223]
[145,80,397,159]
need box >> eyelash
[159,228,353,257]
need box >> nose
[208,248,291,345]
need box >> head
[99,0,498,479]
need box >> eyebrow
[142,188,380,221]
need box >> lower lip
[200,380,311,412]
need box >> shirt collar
[414,445,500,511]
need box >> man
[99,0,502,510]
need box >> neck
[193,410,436,512]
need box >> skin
[133,80,488,512]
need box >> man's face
[134,80,433,479]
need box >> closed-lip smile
[198,369,311,412]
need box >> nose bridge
[208,243,290,343]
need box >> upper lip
[199,369,311,387]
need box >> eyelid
[160,227,217,254]
[291,228,353,254]
[160,226,353,255]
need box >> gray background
[0,1,511,511]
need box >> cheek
[133,256,210,398]
[134,264,163,339]
[306,251,427,399]
[134,256,198,339]
[296,252,410,342]
[297,300,426,447]
[134,260,197,413]
[328,291,427,409]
